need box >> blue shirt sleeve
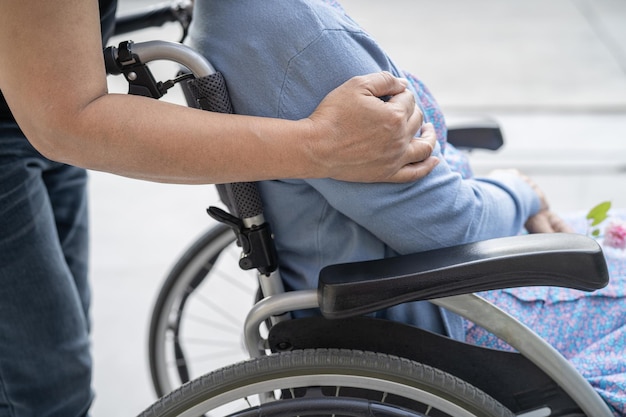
[188,0,541,256]
[189,0,541,341]
[279,30,541,254]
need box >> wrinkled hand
[525,210,574,234]
[491,169,573,233]
[307,72,439,183]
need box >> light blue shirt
[188,0,540,337]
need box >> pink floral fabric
[465,210,626,416]
[605,220,626,250]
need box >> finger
[525,212,554,234]
[359,71,408,97]
[398,124,436,167]
[548,212,575,233]
[386,87,420,122]
[416,123,436,152]
[385,156,440,183]
[407,109,423,139]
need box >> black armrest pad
[447,120,504,150]
[318,234,609,319]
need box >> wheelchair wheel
[139,349,514,417]
[148,223,258,397]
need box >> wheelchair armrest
[447,119,504,151]
[318,233,609,319]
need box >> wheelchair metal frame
[243,290,612,416]
[105,38,614,417]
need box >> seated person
[187,1,625,414]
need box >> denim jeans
[0,122,93,417]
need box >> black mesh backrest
[183,73,263,220]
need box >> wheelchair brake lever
[207,206,247,247]
[207,206,278,275]
[104,40,190,98]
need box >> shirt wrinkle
[278,28,367,118]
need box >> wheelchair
[104,14,614,416]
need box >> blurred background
[93,1,626,415]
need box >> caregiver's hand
[307,72,438,183]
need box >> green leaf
[592,229,600,237]
[586,201,612,226]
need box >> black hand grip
[184,74,233,113]
[184,74,264,220]
[103,45,123,75]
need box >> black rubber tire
[139,349,515,417]
[148,224,255,397]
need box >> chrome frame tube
[244,290,318,356]
[243,291,612,417]
[432,294,613,417]
[131,40,215,77]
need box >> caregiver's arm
[0,0,433,184]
